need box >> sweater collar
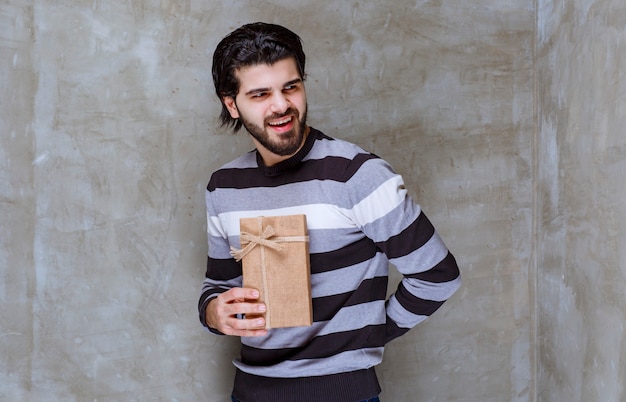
[256,128,318,176]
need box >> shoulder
[207,151,257,191]
[307,128,377,162]
[306,128,398,186]
[218,150,257,170]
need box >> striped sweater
[199,128,461,402]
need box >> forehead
[235,57,301,93]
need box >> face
[223,57,308,166]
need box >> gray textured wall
[0,0,623,401]
[537,0,626,401]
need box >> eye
[250,91,268,99]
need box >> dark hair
[212,22,306,132]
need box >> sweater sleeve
[346,157,461,344]
[197,187,243,333]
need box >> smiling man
[198,22,461,402]
[222,58,309,165]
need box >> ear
[223,96,240,119]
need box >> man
[198,22,461,402]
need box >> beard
[239,105,308,157]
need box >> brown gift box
[231,214,312,329]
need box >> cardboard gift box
[231,214,312,329]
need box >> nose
[269,92,289,114]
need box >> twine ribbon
[229,225,309,262]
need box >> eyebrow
[244,78,303,97]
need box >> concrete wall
[0,0,621,401]
[536,0,626,401]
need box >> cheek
[238,104,267,124]
[294,94,307,113]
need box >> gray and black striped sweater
[199,128,461,402]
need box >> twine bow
[229,225,309,262]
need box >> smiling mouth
[268,116,293,128]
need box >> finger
[225,317,268,337]
[241,329,269,337]
[229,328,268,337]
[221,298,266,317]
[225,287,261,302]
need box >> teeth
[269,117,292,126]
